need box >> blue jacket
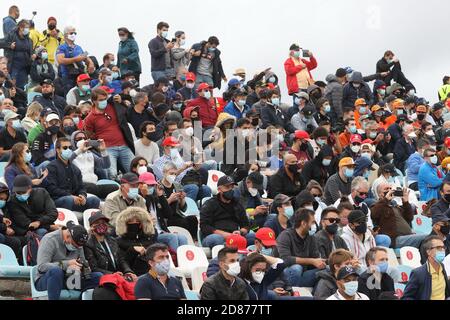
[394,138,416,173]
[223,101,250,120]
[2,16,16,36]
[264,214,292,239]
[206,257,220,278]
[4,163,38,192]
[402,262,450,300]
[44,158,87,200]
[117,38,142,74]
[418,162,444,201]
[406,152,425,183]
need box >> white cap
[46,113,60,123]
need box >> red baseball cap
[185,72,196,82]
[255,228,277,247]
[362,139,373,145]
[138,172,157,185]
[99,86,114,94]
[77,74,91,83]
[196,83,212,92]
[294,130,309,140]
[225,234,249,254]
[445,137,450,149]
[350,134,362,144]
[162,136,180,147]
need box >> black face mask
[288,164,298,174]
[417,114,426,121]
[48,24,56,31]
[251,119,259,127]
[325,223,338,235]
[300,142,308,151]
[440,225,450,236]
[126,223,140,238]
[354,222,367,235]
[221,190,234,201]
[42,92,53,99]
[47,125,60,135]
[354,196,366,205]
[313,92,322,99]
[64,125,77,136]
[444,194,450,203]
[145,132,158,142]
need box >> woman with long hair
[4,142,47,191]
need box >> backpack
[26,231,41,266]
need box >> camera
[88,140,100,149]
[302,50,310,58]
[393,188,403,197]
[32,11,37,16]
[77,257,92,280]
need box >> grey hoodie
[324,74,344,119]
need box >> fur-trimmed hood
[115,207,155,237]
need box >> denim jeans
[395,234,428,249]
[195,74,214,87]
[202,232,255,248]
[54,195,101,212]
[35,266,102,300]
[157,232,188,251]
[106,146,135,180]
[283,265,320,288]
[183,184,212,202]
[151,71,168,82]
[375,234,392,248]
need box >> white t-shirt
[134,139,160,165]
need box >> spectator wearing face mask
[34,79,67,118]
[134,121,160,165]
[340,134,362,161]
[402,235,450,300]
[206,234,248,278]
[291,104,318,134]
[40,17,64,66]
[65,74,92,106]
[315,207,349,260]
[420,213,450,264]
[314,249,359,300]
[341,210,376,266]
[268,154,304,200]
[30,46,56,88]
[236,172,268,229]
[223,89,250,120]
[412,105,433,129]
[260,90,295,133]
[394,123,417,173]
[115,207,157,276]
[126,92,152,137]
[324,69,346,123]
[264,195,294,239]
[201,247,249,300]
[419,148,445,201]
[342,72,373,110]
[406,139,430,191]
[301,145,334,188]
[185,83,217,129]
[117,27,142,82]
[324,157,355,205]
[314,98,332,126]
[177,72,198,101]
[339,118,358,149]
[275,209,325,288]
[284,44,317,94]
[327,265,369,300]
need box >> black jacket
[30,59,56,84]
[143,194,173,233]
[34,94,67,119]
[189,41,225,89]
[394,138,416,173]
[268,167,304,201]
[111,100,136,154]
[31,130,65,166]
[301,145,334,187]
[200,195,250,237]
[314,229,349,260]
[200,271,249,300]
[5,188,58,237]
[148,36,169,72]
[117,231,157,276]
[358,271,395,300]
[44,158,87,200]
[84,235,133,275]
[261,103,295,133]
[313,269,337,300]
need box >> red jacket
[284,56,318,95]
[186,97,218,128]
[99,274,136,300]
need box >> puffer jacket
[324,74,344,120]
[342,72,373,109]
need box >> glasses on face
[312,194,322,198]
[69,32,77,35]
[325,218,341,224]
[358,192,369,197]
[61,146,73,151]
[431,246,446,251]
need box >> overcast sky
[1,0,448,103]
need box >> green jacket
[27,123,44,146]
[117,38,142,74]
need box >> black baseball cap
[88,211,110,226]
[66,221,88,246]
[217,176,237,187]
[302,104,315,116]
[120,173,139,185]
[348,210,367,224]
[40,79,54,86]
[336,265,358,281]
[289,44,300,51]
[382,164,399,177]
[12,175,32,193]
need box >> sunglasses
[61,146,73,151]
[69,32,77,35]
[358,192,369,197]
[325,218,341,224]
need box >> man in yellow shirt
[402,235,450,300]
[39,16,64,65]
[29,20,43,49]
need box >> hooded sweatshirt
[341,225,376,265]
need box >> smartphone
[302,50,310,58]
[88,140,100,148]
[393,189,403,197]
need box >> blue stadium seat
[0,244,31,279]
[411,215,432,235]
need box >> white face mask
[184,127,194,136]
[252,271,265,284]
[76,139,86,149]
[226,262,241,277]
[351,145,361,153]
[68,34,77,42]
[166,174,176,185]
[179,39,186,46]
[119,36,127,42]
[408,132,417,139]
[137,166,147,175]
[241,129,251,138]
[186,82,195,89]
[129,89,137,98]
[248,187,258,197]
[426,130,435,137]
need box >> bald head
[284,154,297,165]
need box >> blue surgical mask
[208,47,216,52]
[0,200,6,209]
[260,247,273,256]
[322,159,332,167]
[203,91,211,99]
[387,176,395,183]
[61,149,73,161]
[317,139,327,147]
[81,85,90,92]
[25,152,32,163]
[73,117,80,125]
[369,132,378,139]
[12,119,22,130]
[238,100,246,107]
[271,98,280,106]
[435,251,446,263]
[112,72,120,80]
[98,100,108,110]
[343,281,359,296]
[65,243,78,252]
[23,28,30,36]
[363,171,370,180]
[148,187,155,195]
[284,206,294,219]
[16,193,30,203]
[359,107,367,114]
[377,261,389,274]
[155,258,171,275]
[324,104,331,113]
[344,168,354,178]
[294,97,301,105]
[349,126,357,134]
[268,76,276,83]
[293,51,301,58]
[161,31,168,38]
[128,188,139,200]
[41,52,49,60]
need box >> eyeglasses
[325,218,341,224]
[69,32,77,35]
[61,146,73,151]
[312,194,322,198]
[358,192,369,197]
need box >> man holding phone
[284,43,318,96]
[371,183,427,249]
